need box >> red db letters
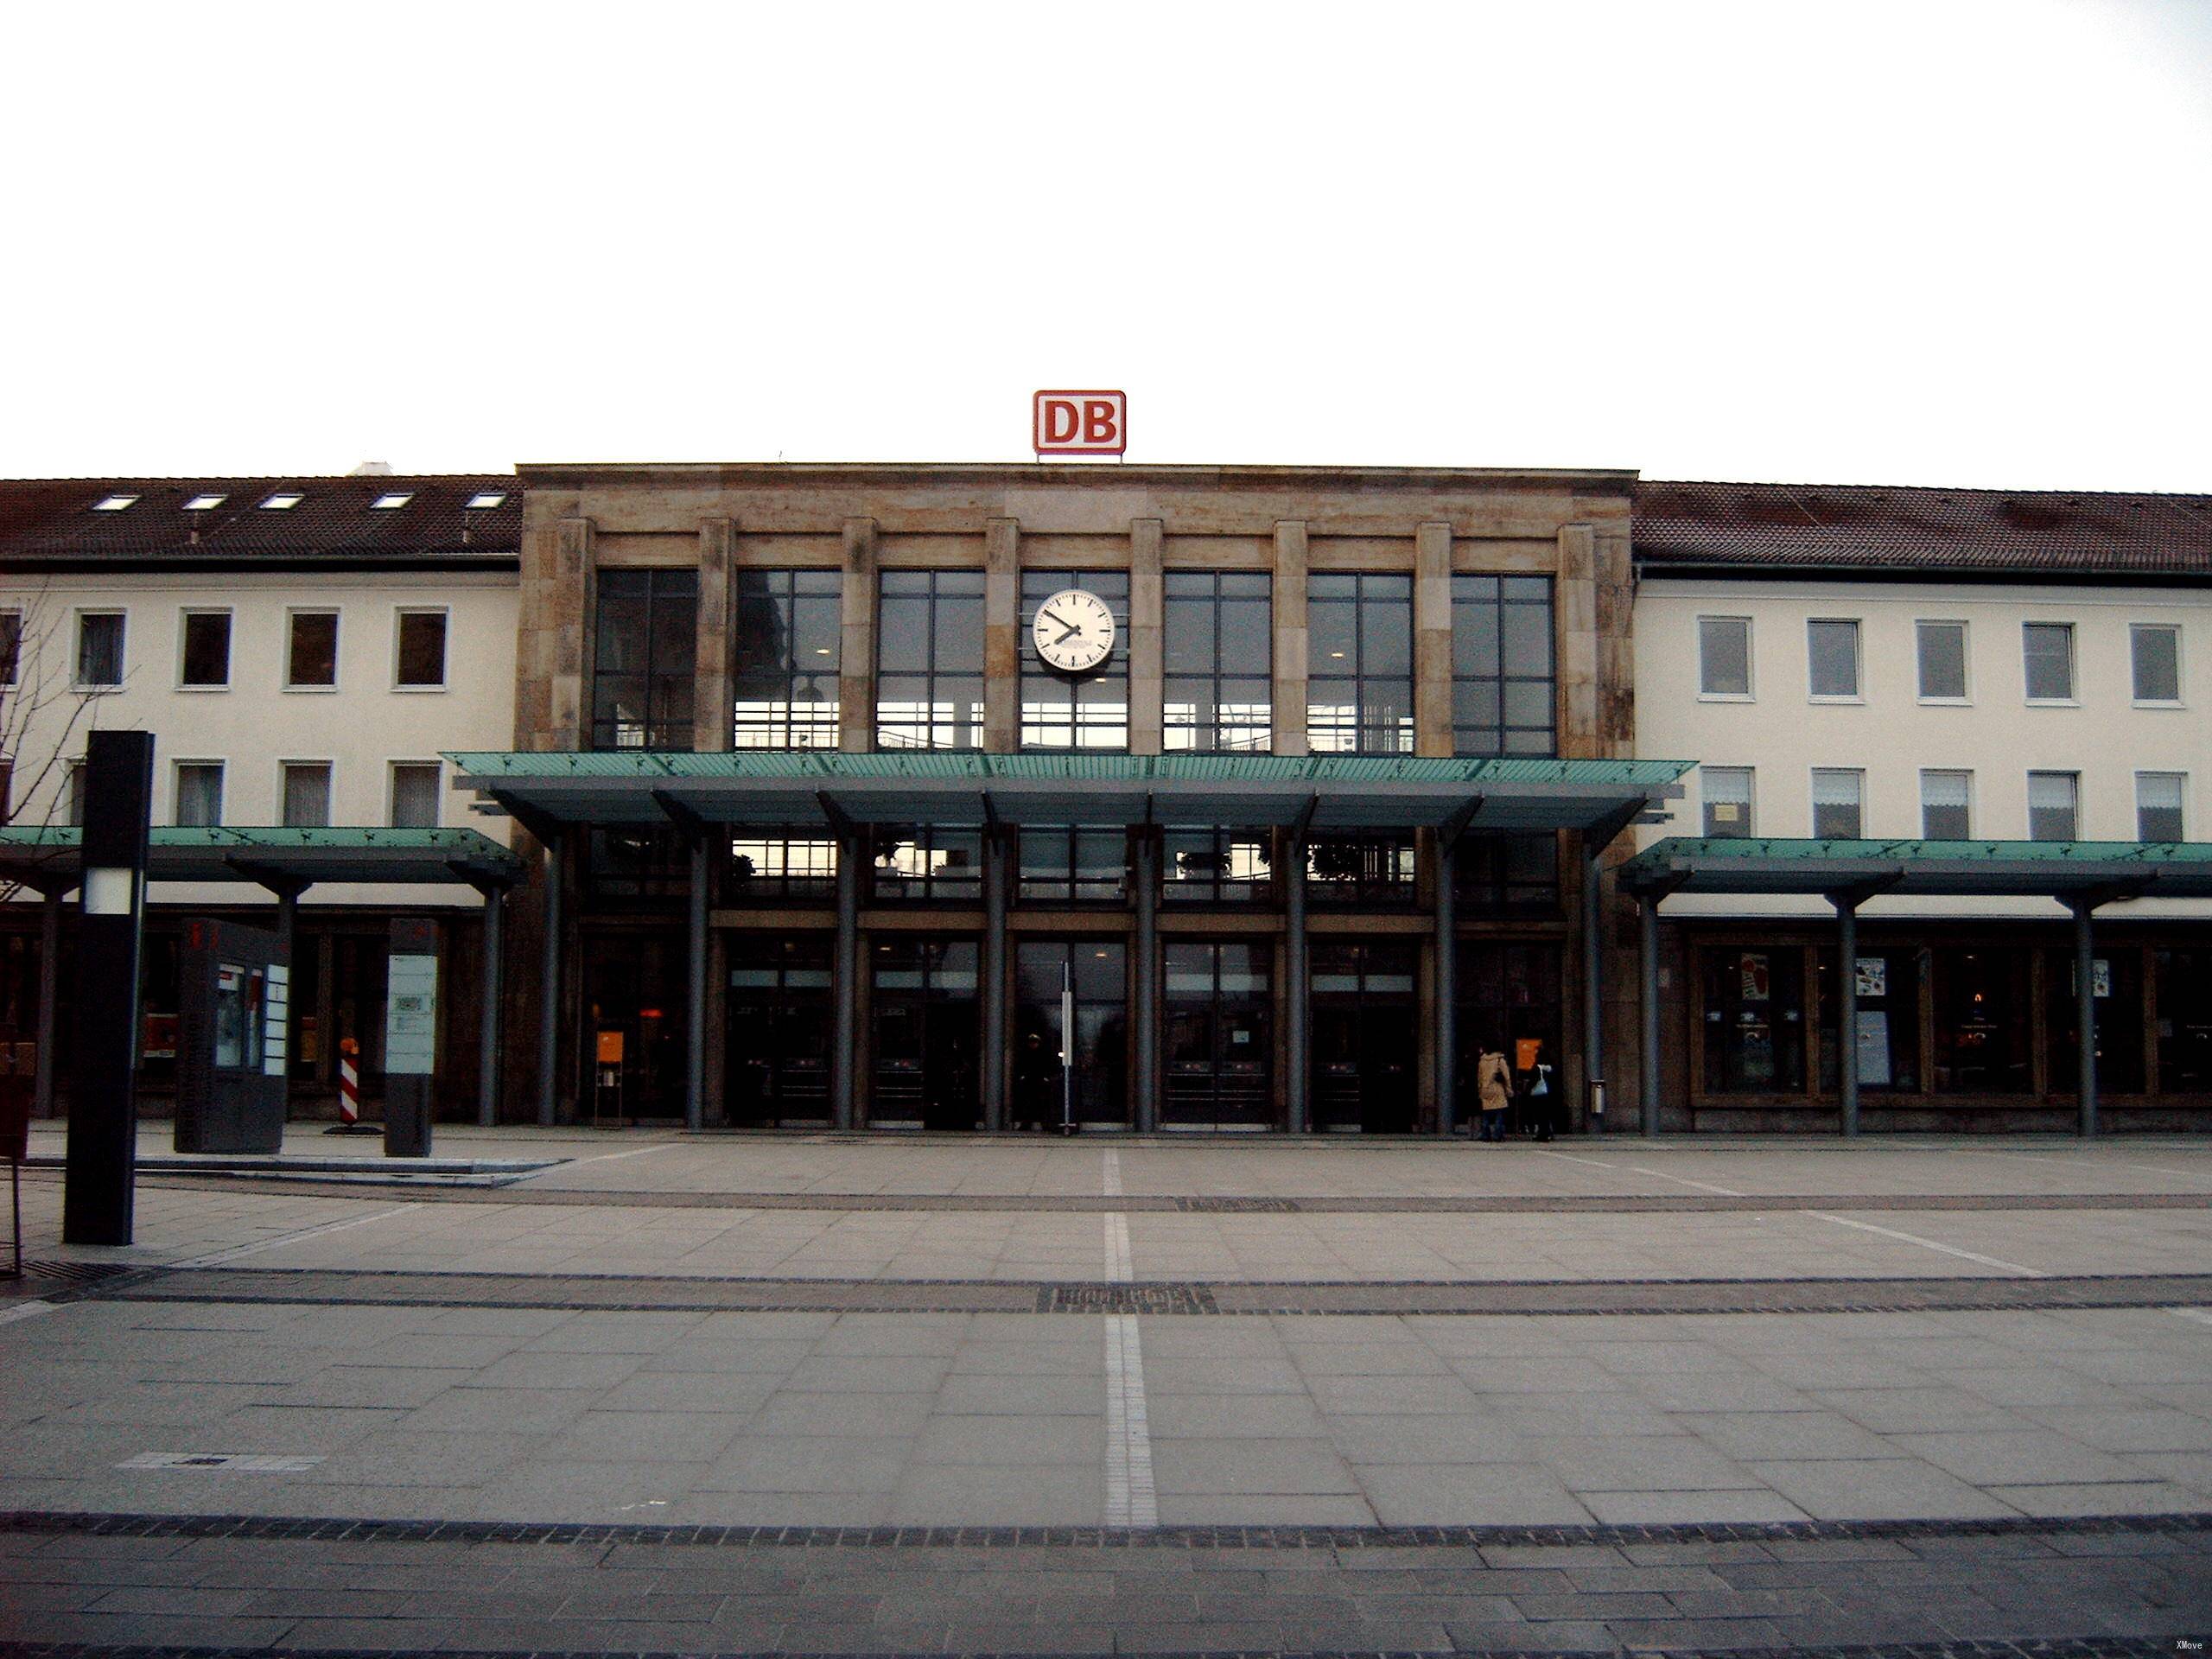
[1033,390,1127,456]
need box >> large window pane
[2137,772,2185,842]
[1808,620,1860,698]
[1703,767,1754,836]
[1921,769,1972,839]
[390,762,441,828]
[1022,571,1128,749]
[76,613,125,688]
[2132,624,2181,703]
[396,611,447,689]
[1811,768,1864,839]
[2028,771,2078,841]
[1162,572,1272,752]
[1698,617,1751,697]
[1916,620,1967,700]
[2045,945,2144,1095]
[1700,948,1805,1092]
[1931,946,2031,1092]
[878,572,986,750]
[174,762,224,828]
[592,569,696,749]
[2024,622,2074,701]
[281,762,332,828]
[181,612,231,689]
[1306,574,1411,753]
[733,569,842,748]
[1454,575,1554,756]
[287,612,337,688]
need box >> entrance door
[1310,941,1417,1132]
[581,931,686,1122]
[1014,941,1128,1130]
[871,937,979,1130]
[1164,941,1273,1128]
[725,935,833,1127]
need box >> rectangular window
[2137,772,2186,842]
[1452,575,1555,755]
[1700,947,1806,1093]
[2131,623,2182,704]
[1916,620,1967,701]
[1018,825,1129,903]
[2027,770,2078,841]
[281,761,333,828]
[733,569,842,748]
[2023,621,2075,702]
[390,761,442,829]
[1306,573,1413,753]
[1161,828,1274,903]
[1920,769,1973,839]
[0,610,21,686]
[75,612,124,688]
[1306,833,1417,904]
[869,825,982,901]
[66,760,86,827]
[395,610,448,689]
[1163,572,1271,752]
[592,569,698,749]
[1810,768,1865,840]
[727,836,840,900]
[174,761,225,828]
[1022,571,1131,750]
[586,827,690,899]
[1807,619,1861,699]
[1697,616,1751,698]
[1932,946,2032,1093]
[1702,766,1754,837]
[179,610,232,689]
[1452,834,1561,916]
[287,610,339,689]
[875,571,984,750]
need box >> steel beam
[982,826,1008,1133]
[1134,829,1160,1133]
[536,830,564,1128]
[830,828,861,1132]
[1284,829,1310,1135]
[1638,891,1660,1137]
[1434,836,1458,1135]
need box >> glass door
[1309,941,1417,1132]
[725,934,833,1126]
[1014,941,1128,1130]
[1163,941,1273,1128]
[871,938,980,1130]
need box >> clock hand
[1040,608,1072,632]
[1053,620,1083,645]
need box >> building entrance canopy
[1619,836,2212,901]
[0,825,524,893]
[445,752,1692,835]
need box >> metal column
[684,833,709,1133]
[1836,896,1860,1138]
[2074,897,2098,1139]
[475,884,505,1128]
[1134,830,1160,1134]
[981,828,1008,1134]
[830,830,861,1132]
[1284,830,1310,1135]
[34,883,64,1120]
[1433,839,1458,1135]
[535,830,564,1128]
[1583,840,1605,1135]
[1638,892,1660,1137]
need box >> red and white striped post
[323,1036,374,1135]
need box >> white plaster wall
[1633,577,2212,921]
[2,569,517,909]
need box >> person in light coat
[1475,1041,1514,1143]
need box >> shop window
[1453,834,1560,916]
[174,761,224,828]
[2045,946,2144,1096]
[1811,768,1864,840]
[877,571,984,750]
[1697,616,1751,698]
[2131,624,2182,704]
[76,612,125,689]
[1916,620,1967,701]
[870,825,982,902]
[1306,573,1413,753]
[1021,569,1130,749]
[1162,828,1273,904]
[180,611,232,689]
[1807,619,1860,699]
[1929,946,2031,1093]
[1816,947,1921,1092]
[2136,772,2185,842]
[1920,769,1972,839]
[1702,766,1754,837]
[389,762,441,829]
[1306,834,1416,905]
[727,836,838,901]
[1018,825,1128,903]
[2028,771,2078,841]
[585,826,690,899]
[733,569,842,748]
[1456,943,1562,1115]
[286,610,337,689]
[1163,572,1270,752]
[395,610,448,689]
[2156,949,2212,1092]
[280,761,331,828]
[592,569,697,749]
[1452,575,1555,756]
[2024,621,2075,702]
[1700,947,1806,1093]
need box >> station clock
[1030,588,1116,675]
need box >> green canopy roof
[1619,836,2212,900]
[0,826,524,893]
[444,751,1693,836]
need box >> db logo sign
[1033,390,1127,456]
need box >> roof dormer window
[261,492,304,511]
[465,491,506,509]
[370,492,414,511]
[183,493,226,511]
[92,493,139,512]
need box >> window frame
[1162,570,1273,753]
[171,759,226,829]
[2135,771,2186,842]
[1913,618,1970,704]
[1805,617,1863,703]
[0,609,22,688]
[1695,614,1755,702]
[1808,766,1866,841]
[284,607,340,692]
[726,833,841,901]
[1020,569,1133,752]
[2022,620,2077,706]
[73,609,127,691]
[388,760,443,829]
[277,759,335,830]
[731,568,843,750]
[2026,769,2080,842]
[1919,768,1974,840]
[392,607,449,692]
[1450,573,1556,757]
[2129,622,2183,708]
[590,567,700,751]
[1305,571,1414,755]
[1701,766,1755,838]
[874,570,987,752]
[176,607,233,691]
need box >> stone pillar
[1133,829,1160,1131]
[983,518,1020,753]
[1582,839,1605,1135]
[838,518,879,753]
[1272,523,1309,757]
[695,516,735,753]
[1128,519,1165,755]
[553,517,594,749]
[1557,524,1600,758]
[1414,522,1453,758]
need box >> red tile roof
[1635,480,2212,578]
[0,475,520,567]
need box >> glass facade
[877,571,984,749]
[1018,826,1128,904]
[1453,836,1560,917]
[1163,572,1270,752]
[1014,942,1128,1128]
[1700,947,1806,1093]
[1930,946,2031,1093]
[1163,942,1271,1128]
[734,569,841,747]
[871,826,983,902]
[1021,570,1129,749]
[1307,574,1413,753]
[728,836,839,901]
[593,569,698,750]
[1161,829,1273,904]
[1451,575,1554,755]
[1306,834,1417,905]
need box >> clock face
[1031,588,1116,675]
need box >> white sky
[4,1,2209,491]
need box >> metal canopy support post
[1637,891,1660,1138]
[475,883,505,1127]
[2074,896,2098,1139]
[981,826,1008,1134]
[1433,836,1458,1136]
[1134,829,1160,1134]
[34,884,65,1120]
[535,830,565,1128]
[684,832,709,1133]
[1835,894,1860,1138]
[830,827,862,1132]
[1284,823,1311,1135]
[1583,838,1605,1134]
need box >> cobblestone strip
[1102,1313,1157,1528]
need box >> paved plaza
[3,1128,2210,1653]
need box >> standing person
[1476,1040,1514,1143]
[1525,1041,1557,1142]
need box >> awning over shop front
[443,752,1693,836]
[0,825,524,893]
[1618,836,2212,901]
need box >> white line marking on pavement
[1810,1212,2048,1277]
[1532,1149,1618,1169]
[1103,1147,1123,1198]
[554,1141,681,1168]
[1630,1166,1745,1197]
[0,1300,63,1328]
[1103,1213,1134,1282]
[171,1204,423,1268]
[1103,1313,1157,1528]
[1950,1147,2212,1182]
[2166,1307,2212,1329]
